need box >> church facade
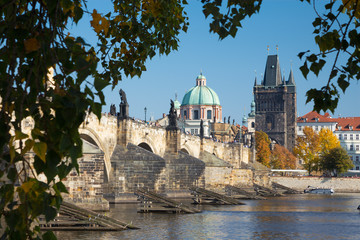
[253,55,297,151]
[179,73,222,136]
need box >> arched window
[183,110,187,119]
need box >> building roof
[335,117,360,131]
[263,55,283,86]
[297,111,337,123]
[298,111,360,131]
[181,74,220,106]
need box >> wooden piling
[225,185,266,200]
[253,183,283,197]
[135,188,201,214]
[272,182,303,194]
[39,201,139,231]
[190,187,245,205]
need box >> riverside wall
[272,176,360,193]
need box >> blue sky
[72,1,360,123]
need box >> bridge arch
[180,148,189,154]
[135,135,159,155]
[138,142,153,153]
[181,143,195,157]
[79,127,111,181]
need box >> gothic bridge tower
[254,55,297,151]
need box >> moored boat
[304,186,334,194]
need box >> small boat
[304,186,334,194]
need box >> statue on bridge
[119,89,129,119]
[166,99,178,130]
[200,120,204,139]
[119,89,128,104]
[109,104,116,116]
[228,116,230,124]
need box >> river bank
[272,176,360,193]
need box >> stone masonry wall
[63,152,108,211]
[165,151,206,190]
[205,167,253,188]
[272,176,360,192]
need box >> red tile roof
[335,117,360,131]
[297,111,337,123]
[298,111,360,131]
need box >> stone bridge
[79,113,250,180]
[64,113,270,208]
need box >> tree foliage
[294,127,321,174]
[0,1,188,239]
[270,144,297,169]
[320,146,354,176]
[294,126,341,174]
[255,131,271,167]
[201,0,360,113]
[318,127,340,154]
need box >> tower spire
[287,67,295,85]
[254,70,257,86]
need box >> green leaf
[337,77,350,93]
[42,230,57,240]
[44,206,57,222]
[92,102,102,120]
[74,5,83,24]
[33,142,47,163]
[94,76,109,92]
[54,182,68,194]
[300,61,310,79]
[298,50,309,59]
[330,69,338,80]
[312,17,321,27]
[33,155,46,175]
[60,134,72,151]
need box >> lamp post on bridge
[144,107,147,122]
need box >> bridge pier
[165,129,181,155]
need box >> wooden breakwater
[40,201,139,231]
[135,188,201,213]
[225,185,266,200]
[190,187,244,205]
[272,182,303,194]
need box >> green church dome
[181,85,220,106]
[197,73,206,79]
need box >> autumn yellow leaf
[90,9,109,35]
[342,0,360,19]
[24,38,40,54]
[21,180,35,193]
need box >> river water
[56,193,360,240]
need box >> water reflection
[55,194,360,240]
